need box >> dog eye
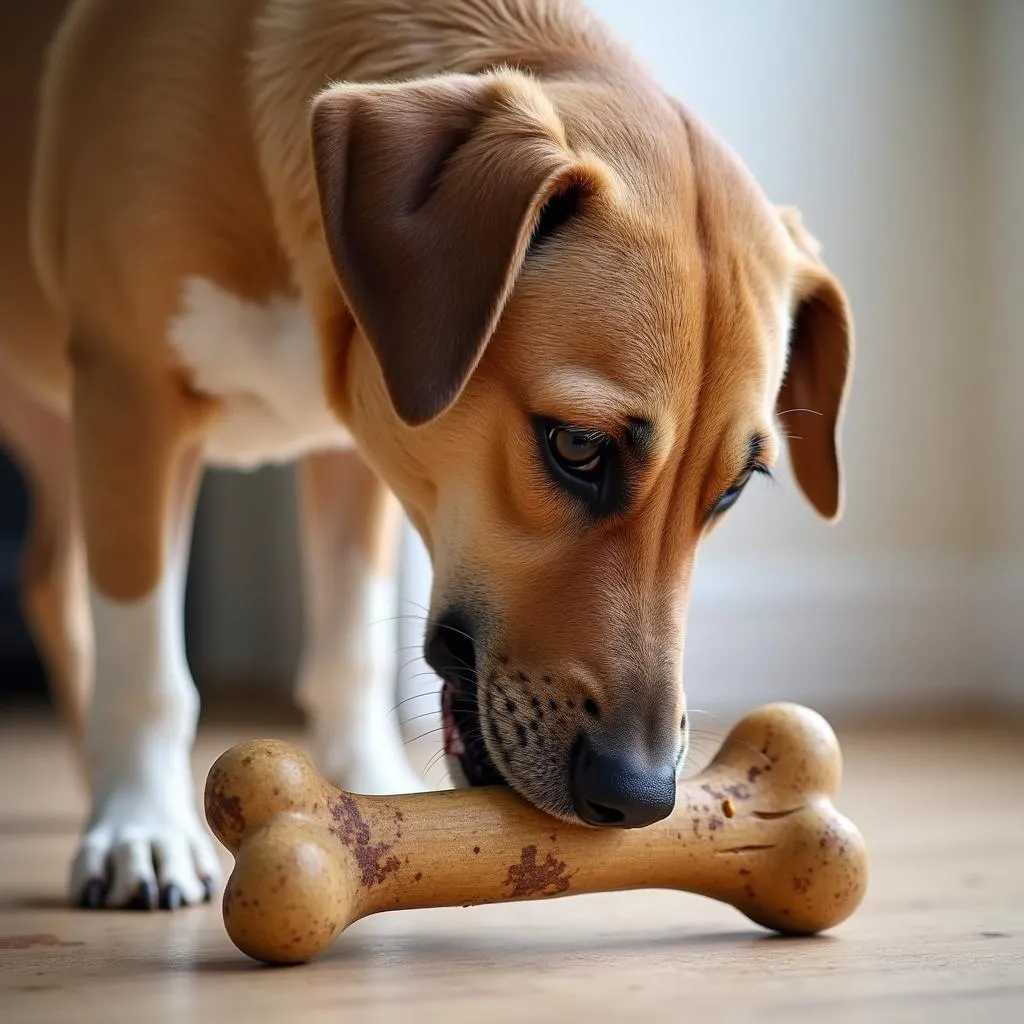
[711,462,772,519]
[548,426,606,476]
[712,478,749,516]
[535,418,625,518]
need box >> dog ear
[775,207,854,522]
[311,71,592,426]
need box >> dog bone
[204,702,868,964]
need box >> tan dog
[0,0,852,911]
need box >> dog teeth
[442,684,466,757]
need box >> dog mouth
[441,678,506,788]
[427,614,506,789]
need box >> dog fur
[0,0,852,909]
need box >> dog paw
[70,774,221,910]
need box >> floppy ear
[310,71,592,426]
[775,207,854,521]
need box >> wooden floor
[2,707,1023,1023]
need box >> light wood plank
[1,710,1022,1022]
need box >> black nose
[570,734,676,828]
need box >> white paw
[70,754,220,910]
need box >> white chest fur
[168,277,353,468]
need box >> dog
[0,0,852,911]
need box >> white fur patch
[167,277,353,469]
[72,571,219,907]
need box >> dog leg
[296,450,425,795]
[68,352,218,909]
[0,360,91,744]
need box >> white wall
[587,0,983,563]
[981,0,1024,707]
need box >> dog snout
[569,732,677,828]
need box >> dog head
[310,69,852,825]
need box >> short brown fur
[0,0,851,862]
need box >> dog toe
[153,833,216,907]
[103,835,160,908]
[125,879,159,911]
[70,816,221,911]
[77,878,107,910]
[160,884,184,911]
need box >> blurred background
[2,0,1021,735]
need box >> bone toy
[204,702,868,964]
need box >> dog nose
[570,734,676,828]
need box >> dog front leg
[296,450,425,794]
[69,352,219,909]
[0,357,91,746]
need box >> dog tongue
[441,684,465,757]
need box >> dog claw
[161,884,184,911]
[79,879,106,910]
[127,880,159,911]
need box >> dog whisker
[395,655,450,680]
[396,655,431,676]
[430,646,477,675]
[423,748,450,777]
[365,613,431,627]
[405,726,444,746]
[443,657,476,677]
[398,709,442,727]
[402,665,474,687]
[776,407,823,417]
[426,760,453,787]
[391,681,440,703]
[395,665,440,680]
[435,622,479,649]
[387,691,442,718]
[685,731,775,770]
